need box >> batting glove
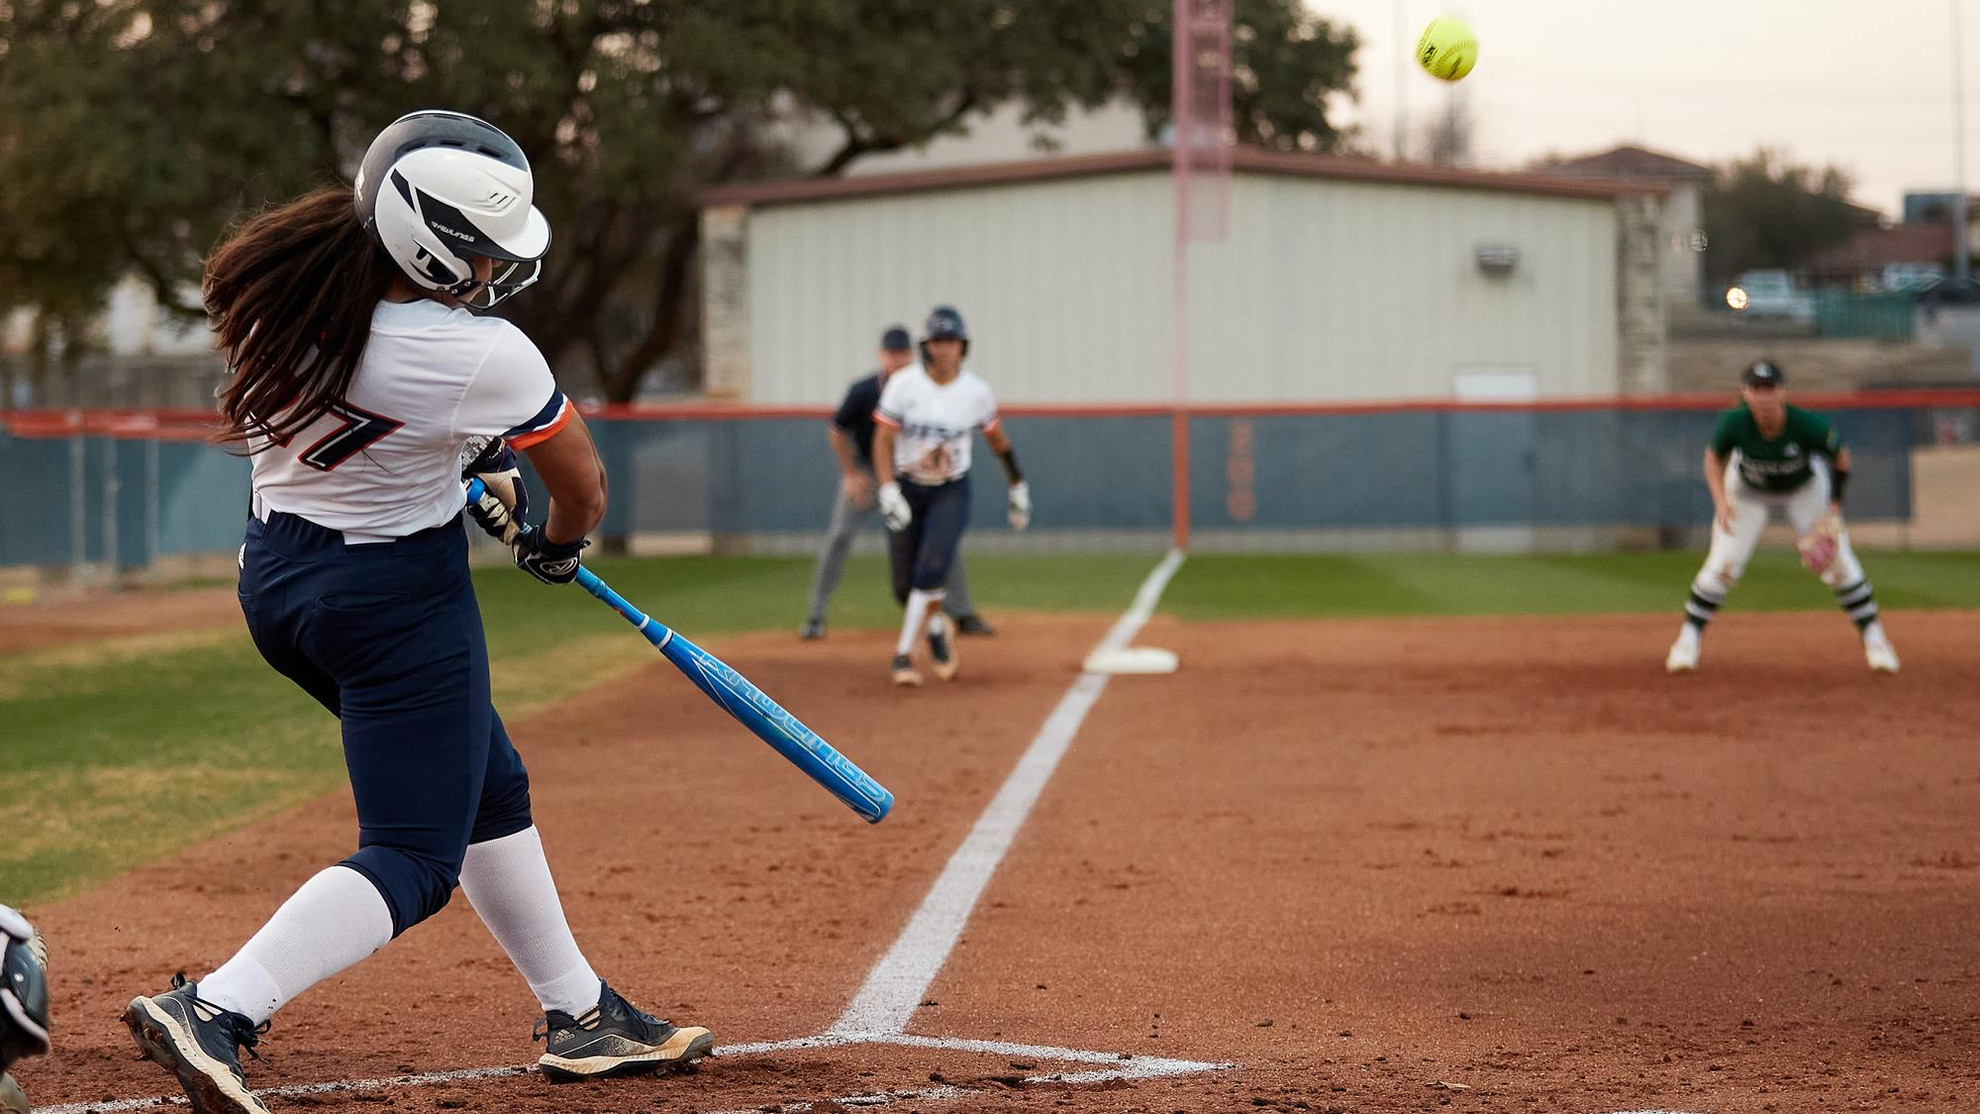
[512,526,588,585]
[877,483,911,532]
[461,437,528,544]
[1007,481,1031,531]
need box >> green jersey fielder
[1665,360,1898,674]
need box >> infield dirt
[13,608,1979,1113]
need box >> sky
[1315,0,1980,217]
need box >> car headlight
[1726,287,1750,311]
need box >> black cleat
[124,974,272,1114]
[927,614,959,681]
[953,614,996,637]
[890,654,923,687]
[535,981,713,1083]
[799,618,826,640]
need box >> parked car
[1878,262,1945,294]
[1724,270,1814,320]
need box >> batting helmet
[0,907,48,1072]
[922,305,969,358]
[354,110,551,310]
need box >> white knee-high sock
[459,826,601,1016]
[198,865,394,1024]
[895,588,944,656]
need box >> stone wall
[1615,194,1669,395]
[1667,337,1973,393]
[699,204,751,400]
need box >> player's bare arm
[986,423,1030,531]
[872,423,909,531]
[871,423,896,485]
[1703,447,1733,533]
[828,424,874,508]
[524,410,607,545]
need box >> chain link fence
[5,393,1976,580]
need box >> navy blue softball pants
[237,510,532,937]
[889,474,971,605]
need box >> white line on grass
[828,549,1186,1037]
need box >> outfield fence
[4,391,1979,577]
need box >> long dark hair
[206,187,401,447]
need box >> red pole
[1170,0,1192,551]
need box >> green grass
[0,553,1153,905]
[1162,550,1980,621]
[6,548,1976,906]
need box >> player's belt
[251,489,402,546]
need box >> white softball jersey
[248,299,571,541]
[873,364,1001,485]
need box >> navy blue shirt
[832,371,888,471]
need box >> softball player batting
[873,306,1030,686]
[122,111,710,1114]
[1665,360,1899,674]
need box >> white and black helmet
[354,110,550,310]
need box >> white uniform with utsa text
[875,364,1001,485]
[124,109,714,1114]
[248,299,571,539]
[875,358,1013,685]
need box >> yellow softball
[1416,16,1478,82]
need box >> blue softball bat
[573,567,894,823]
[469,478,893,822]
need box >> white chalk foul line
[38,1033,1227,1114]
[697,1032,1229,1114]
[829,549,1186,1038]
[40,553,1204,1114]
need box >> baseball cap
[1742,360,1784,387]
[880,326,912,352]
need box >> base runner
[1665,360,1899,674]
[800,324,988,639]
[873,306,1031,686]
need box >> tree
[1703,149,1861,284]
[0,1,1357,401]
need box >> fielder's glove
[460,436,528,545]
[877,482,911,532]
[511,526,588,585]
[1796,512,1842,576]
[1007,480,1031,531]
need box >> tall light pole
[1393,1,1408,160]
[1956,0,1971,284]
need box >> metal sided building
[698,147,1669,408]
